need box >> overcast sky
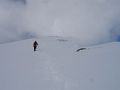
[0,0,120,45]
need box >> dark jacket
[33,41,38,47]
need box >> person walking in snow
[33,41,38,51]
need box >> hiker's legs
[34,46,37,51]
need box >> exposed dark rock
[76,48,86,52]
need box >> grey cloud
[0,0,120,45]
[24,0,120,45]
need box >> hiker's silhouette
[33,41,38,51]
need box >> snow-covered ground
[0,36,120,90]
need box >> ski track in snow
[36,51,73,90]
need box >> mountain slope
[0,37,120,90]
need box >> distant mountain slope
[0,37,120,90]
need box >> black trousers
[34,46,37,51]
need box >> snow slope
[0,36,120,90]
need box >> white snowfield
[0,37,120,90]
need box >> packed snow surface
[0,37,120,90]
